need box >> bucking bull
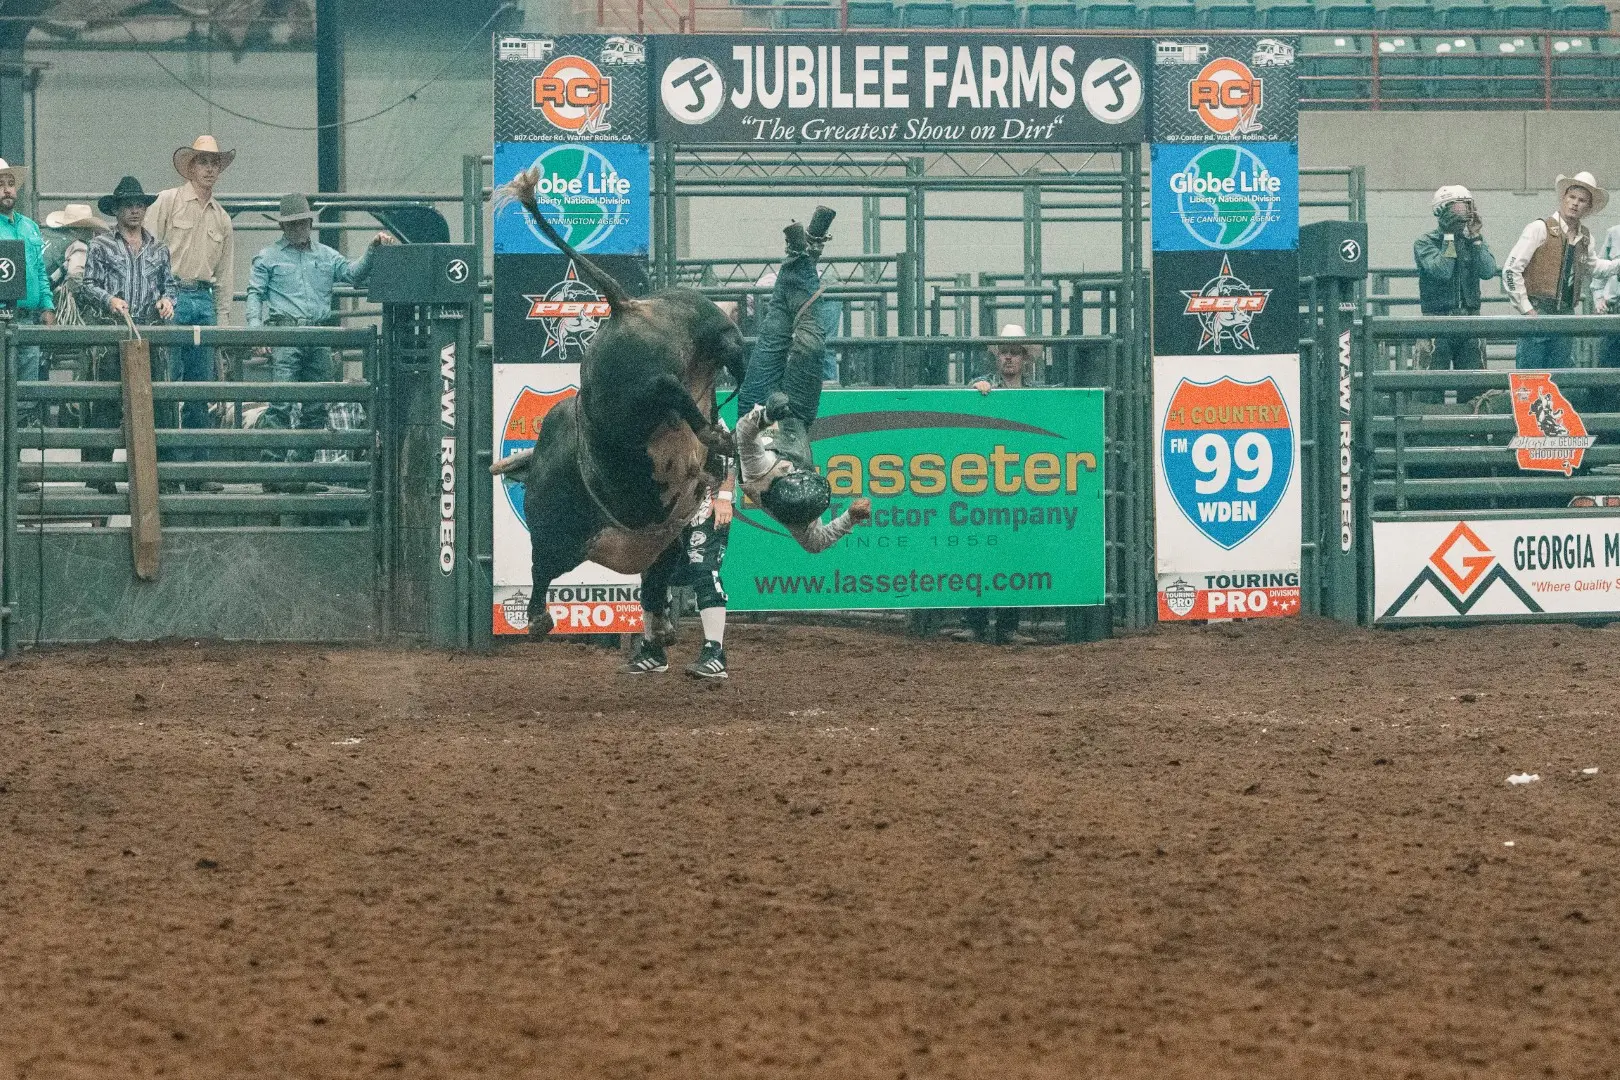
[490,167,745,639]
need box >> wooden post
[120,338,161,580]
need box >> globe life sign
[1151,141,1299,252]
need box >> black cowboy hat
[98,176,158,215]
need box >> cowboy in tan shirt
[147,135,236,473]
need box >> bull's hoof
[527,600,554,638]
[645,612,678,647]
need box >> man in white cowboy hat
[246,193,395,490]
[40,202,108,319]
[1413,184,1498,374]
[0,158,55,448]
[1502,171,1620,369]
[148,135,237,456]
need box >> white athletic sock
[699,606,726,646]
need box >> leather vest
[1522,215,1591,309]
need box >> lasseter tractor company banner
[1375,517,1620,622]
[1153,354,1302,620]
[651,35,1149,146]
[491,364,643,636]
[725,388,1107,611]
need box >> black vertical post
[0,23,30,171]
[315,0,345,252]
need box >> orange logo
[1428,522,1494,595]
[1508,372,1595,476]
[1188,57,1263,137]
[533,55,613,134]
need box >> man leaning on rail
[1413,184,1498,375]
[245,193,396,493]
[1502,171,1620,370]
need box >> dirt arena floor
[3,618,1619,1079]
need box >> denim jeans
[169,286,218,461]
[738,254,836,416]
[1514,301,1576,370]
[259,343,333,460]
[14,310,42,426]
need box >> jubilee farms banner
[726,388,1106,611]
[491,363,643,635]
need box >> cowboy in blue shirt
[246,193,394,487]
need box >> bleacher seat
[1434,0,1496,27]
[843,0,896,25]
[1552,0,1609,29]
[1375,34,1426,102]
[1138,0,1198,24]
[1300,33,1370,99]
[1015,0,1078,24]
[1196,0,1258,25]
[894,0,955,23]
[1316,0,1375,27]
[1494,0,1551,27]
[1080,0,1139,26]
[1254,0,1317,26]
[1423,35,1489,101]
[1486,35,1545,100]
[954,0,1018,23]
[1549,35,1602,102]
[775,0,840,26]
[1374,0,1435,27]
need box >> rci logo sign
[1188,57,1263,138]
[533,55,613,135]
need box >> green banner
[726,388,1107,611]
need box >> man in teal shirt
[0,159,57,439]
[246,192,394,488]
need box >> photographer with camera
[1413,184,1498,373]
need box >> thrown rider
[733,206,871,552]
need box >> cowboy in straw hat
[1503,170,1620,369]
[149,136,237,459]
[246,193,395,490]
[39,203,108,315]
[972,323,1042,395]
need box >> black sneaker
[685,640,728,679]
[621,639,669,674]
[764,391,793,423]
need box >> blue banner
[1151,141,1298,252]
[494,141,652,255]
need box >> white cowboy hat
[993,323,1039,357]
[999,323,1027,338]
[44,203,109,231]
[0,158,30,189]
[1556,172,1608,214]
[1432,184,1474,211]
[173,134,237,178]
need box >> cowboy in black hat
[80,177,179,492]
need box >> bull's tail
[490,447,534,476]
[494,167,630,311]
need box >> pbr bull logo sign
[1181,254,1270,353]
[1508,371,1595,476]
[493,253,648,361]
[526,261,611,361]
[1160,375,1295,550]
[495,34,650,143]
[1150,250,1298,357]
[1151,37,1298,143]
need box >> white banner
[1153,353,1301,582]
[1374,516,1620,621]
[492,364,643,635]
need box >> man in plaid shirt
[81,176,179,492]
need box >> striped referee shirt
[83,228,177,324]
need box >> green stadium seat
[1375,34,1426,102]
[1552,0,1609,29]
[1549,35,1602,102]
[1138,0,1198,24]
[1196,0,1258,25]
[1495,0,1551,28]
[894,0,955,23]
[1016,0,1078,24]
[1435,0,1495,27]
[1081,0,1139,26]
[774,0,841,26]
[1423,35,1489,101]
[843,0,896,25]
[1300,33,1370,99]
[954,0,1018,23]
[1375,0,1436,27]
[1254,0,1316,25]
[1317,0,1375,27]
[1485,34,1546,100]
